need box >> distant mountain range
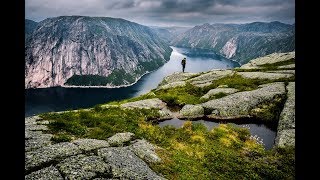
[170,21,295,64]
[25,16,172,88]
[25,17,294,88]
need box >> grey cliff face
[25,16,172,88]
[171,21,295,64]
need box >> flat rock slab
[278,64,295,69]
[240,52,295,69]
[56,154,111,179]
[278,82,295,131]
[120,98,166,109]
[25,124,49,131]
[25,134,53,152]
[98,147,165,180]
[188,70,234,86]
[130,139,161,163]
[108,132,135,147]
[157,81,186,90]
[201,82,286,119]
[25,142,82,171]
[236,72,293,80]
[201,88,239,100]
[25,166,63,180]
[179,104,204,119]
[267,70,295,74]
[25,116,42,125]
[73,139,110,152]
[275,129,295,147]
[25,130,44,139]
[159,72,198,86]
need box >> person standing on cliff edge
[181,57,186,73]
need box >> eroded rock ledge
[25,116,165,179]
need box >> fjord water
[25,46,239,117]
[25,46,277,149]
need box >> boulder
[201,82,286,119]
[239,52,295,69]
[120,98,166,109]
[108,132,135,147]
[179,104,204,118]
[73,138,110,151]
[130,139,162,163]
[201,88,239,100]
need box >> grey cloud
[25,0,295,26]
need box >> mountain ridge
[25,16,172,89]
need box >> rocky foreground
[25,116,164,179]
[25,51,295,179]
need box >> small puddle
[158,118,276,150]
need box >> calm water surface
[25,46,239,117]
[158,118,276,150]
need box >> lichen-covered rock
[25,166,63,180]
[57,154,111,179]
[200,88,239,100]
[25,133,53,152]
[267,70,295,74]
[239,52,295,69]
[25,116,42,125]
[236,72,293,80]
[73,139,110,151]
[188,70,234,87]
[159,72,198,86]
[25,130,44,139]
[130,139,162,163]
[179,104,204,118]
[278,64,295,69]
[25,142,82,171]
[100,104,119,109]
[157,81,186,90]
[25,124,48,131]
[120,98,166,109]
[201,82,286,119]
[278,82,295,131]
[98,147,165,179]
[108,132,135,147]
[275,129,295,147]
[158,107,173,120]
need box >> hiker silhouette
[181,57,186,72]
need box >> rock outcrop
[25,116,165,179]
[25,16,172,88]
[201,82,286,119]
[171,22,295,64]
[275,82,295,147]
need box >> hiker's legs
[182,65,185,72]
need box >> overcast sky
[26,0,295,27]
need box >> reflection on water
[158,118,276,150]
[25,46,240,117]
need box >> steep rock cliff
[25,16,172,88]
